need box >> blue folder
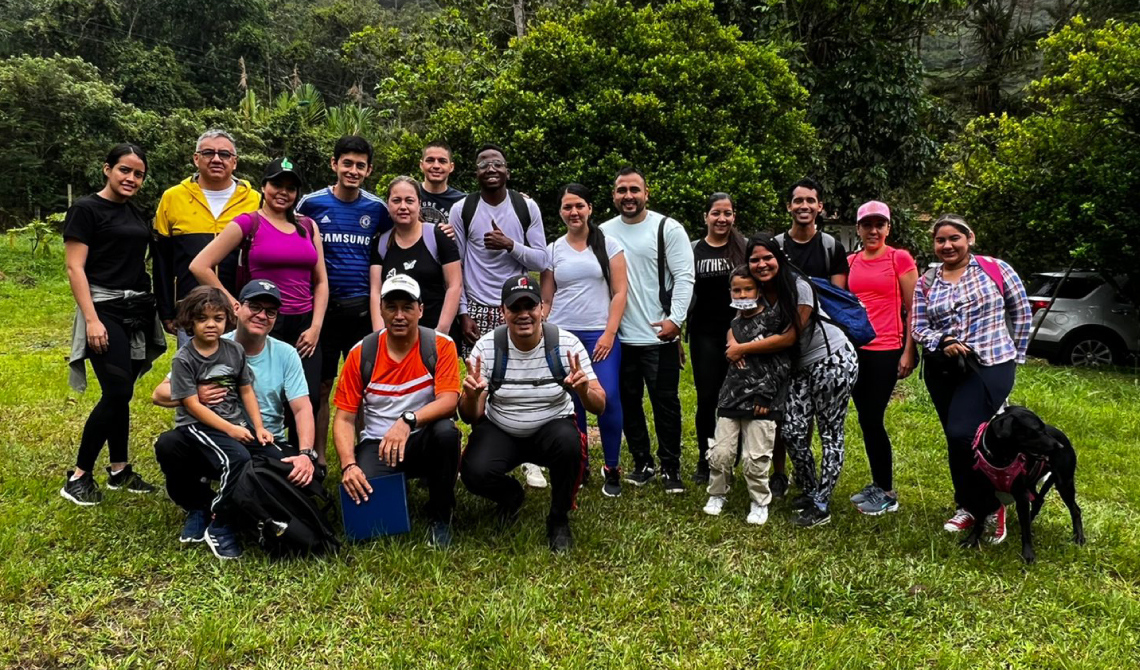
[340,473,411,541]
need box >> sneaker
[105,465,157,493]
[496,493,524,527]
[427,521,453,549]
[943,508,975,532]
[579,465,591,490]
[769,471,789,499]
[521,463,548,489]
[691,461,710,485]
[746,502,769,526]
[203,523,242,560]
[703,495,727,516]
[547,520,573,553]
[602,466,622,498]
[849,483,878,505]
[60,470,102,506]
[661,470,685,494]
[789,493,814,511]
[855,488,900,516]
[179,510,210,543]
[624,464,656,487]
[986,506,1007,544]
[792,505,831,528]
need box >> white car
[1026,271,1140,367]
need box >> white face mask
[730,298,758,311]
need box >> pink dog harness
[971,420,1046,500]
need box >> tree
[931,17,1140,275]
[418,0,815,234]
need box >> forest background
[1,0,1138,274]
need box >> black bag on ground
[229,453,340,557]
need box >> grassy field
[2,240,1139,669]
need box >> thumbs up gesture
[563,351,590,396]
[484,219,515,251]
[463,356,488,396]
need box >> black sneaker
[204,522,243,560]
[496,492,524,527]
[427,521,453,549]
[770,471,789,499]
[691,461,710,485]
[60,470,102,506]
[547,520,573,553]
[602,466,622,498]
[106,465,157,493]
[180,509,210,543]
[792,505,832,528]
[579,464,591,490]
[624,464,656,487]
[789,493,815,510]
[662,470,685,494]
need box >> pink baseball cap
[857,200,891,223]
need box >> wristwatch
[300,448,318,465]
[401,411,418,430]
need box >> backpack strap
[542,322,569,388]
[417,326,437,378]
[508,190,532,248]
[489,325,511,396]
[373,229,394,263]
[974,255,1006,296]
[657,214,672,317]
[423,223,440,263]
[775,232,786,248]
[821,232,836,269]
[487,323,571,396]
[460,194,480,241]
[359,330,381,405]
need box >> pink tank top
[235,212,319,315]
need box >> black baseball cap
[501,275,541,308]
[238,279,282,306]
[262,157,305,188]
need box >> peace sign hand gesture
[563,351,590,396]
[463,356,488,396]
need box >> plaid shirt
[911,256,1031,365]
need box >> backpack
[488,322,570,397]
[228,452,340,557]
[809,277,878,347]
[372,223,441,265]
[458,190,534,247]
[359,326,439,392]
[236,211,316,288]
[775,231,838,277]
[657,214,673,315]
[919,255,1016,340]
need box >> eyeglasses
[197,149,236,161]
[476,160,507,170]
[245,303,279,318]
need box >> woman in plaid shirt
[911,214,1031,543]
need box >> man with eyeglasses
[444,144,549,352]
[150,280,317,559]
[153,128,261,345]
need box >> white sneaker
[746,503,769,526]
[703,495,727,516]
[521,463,548,489]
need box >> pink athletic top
[235,212,319,315]
[847,246,917,351]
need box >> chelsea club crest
[359,215,372,229]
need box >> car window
[1028,275,1103,300]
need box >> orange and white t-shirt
[334,330,460,440]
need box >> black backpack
[229,453,340,558]
[488,322,569,396]
[359,326,438,391]
[458,190,534,247]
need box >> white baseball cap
[379,274,422,302]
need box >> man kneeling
[333,275,461,548]
[459,275,605,552]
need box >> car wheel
[1059,332,1125,367]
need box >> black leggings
[690,330,730,468]
[76,314,145,472]
[269,310,322,438]
[852,347,902,491]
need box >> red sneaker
[986,506,1008,544]
[943,508,975,532]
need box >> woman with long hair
[541,183,629,497]
[912,214,1031,543]
[62,143,167,505]
[726,233,858,527]
[687,192,747,483]
[368,176,462,333]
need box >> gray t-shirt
[170,338,253,427]
[759,277,847,370]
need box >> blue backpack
[809,277,877,347]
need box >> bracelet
[342,463,361,476]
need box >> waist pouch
[96,293,156,332]
[329,296,370,319]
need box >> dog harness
[971,420,1047,501]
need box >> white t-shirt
[546,235,623,330]
[202,182,237,220]
[470,328,596,437]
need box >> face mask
[731,299,758,311]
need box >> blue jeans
[569,329,623,469]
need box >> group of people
[60,128,1033,559]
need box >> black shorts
[321,296,373,382]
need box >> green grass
[2,238,1139,669]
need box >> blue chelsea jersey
[297,187,391,300]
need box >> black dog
[961,405,1085,563]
